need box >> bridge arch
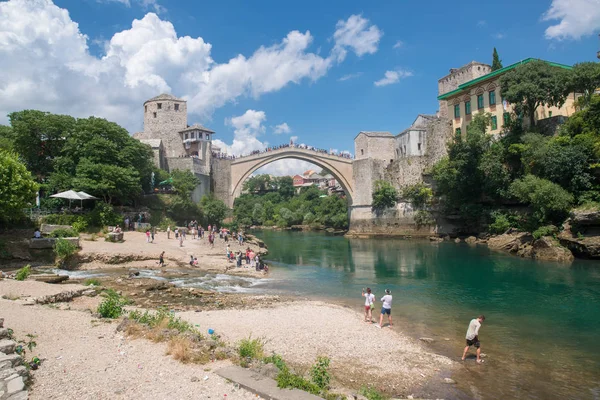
[228,148,355,206]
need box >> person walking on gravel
[462,315,485,363]
[362,288,375,323]
[157,251,165,267]
[378,289,393,328]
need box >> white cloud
[256,159,317,176]
[0,1,379,133]
[477,20,487,27]
[98,0,166,13]
[542,0,600,40]
[290,135,298,143]
[332,14,382,62]
[393,40,404,49]
[273,122,291,134]
[212,110,267,156]
[338,72,362,81]
[374,69,413,87]
[492,33,506,39]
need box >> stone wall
[211,157,233,207]
[348,202,436,237]
[354,134,395,161]
[165,157,211,203]
[143,99,187,158]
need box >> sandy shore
[75,231,268,278]
[0,279,456,399]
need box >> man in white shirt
[362,288,375,324]
[378,289,393,328]
[462,315,485,363]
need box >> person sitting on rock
[33,228,41,238]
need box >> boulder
[464,236,477,244]
[571,210,600,227]
[0,339,16,354]
[531,237,574,262]
[419,337,435,343]
[30,274,69,284]
[487,231,533,254]
[107,232,124,242]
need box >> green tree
[509,175,573,226]
[568,62,600,108]
[243,175,272,193]
[0,150,39,224]
[274,176,295,199]
[492,47,503,71]
[372,180,398,212]
[200,194,228,226]
[500,60,569,128]
[73,158,142,204]
[8,110,76,180]
[0,125,14,151]
[170,169,200,198]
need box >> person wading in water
[462,315,486,363]
[362,288,375,324]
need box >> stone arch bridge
[211,147,355,208]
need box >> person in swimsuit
[362,288,375,323]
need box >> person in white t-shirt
[361,288,375,324]
[462,315,485,363]
[378,289,393,328]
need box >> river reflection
[257,230,600,400]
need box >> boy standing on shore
[462,315,485,363]
[378,289,393,328]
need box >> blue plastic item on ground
[208,329,215,335]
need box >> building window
[184,133,189,140]
[153,112,157,118]
[144,105,147,113]
[489,91,496,106]
[503,112,510,125]
[175,104,179,111]
[417,143,422,151]
[157,103,162,110]
[454,104,460,118]
[491,116,498,130]
[549,111,553,117]
[465,101,471,115]
[361,149,364,155]
[477,94,484,109]
[455,128,462,136]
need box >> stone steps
[0,321,29,400]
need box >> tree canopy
[492,48,503,71]
[567,62,600,108]
[0,150,39,224]
[500,60,569,127]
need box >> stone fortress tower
[437,61,492,118]
[134,94,215,202]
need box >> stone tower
[143,94,187,158]
[437,61,492,118]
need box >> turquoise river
[252,230,600,400]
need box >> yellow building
[437,58,577,135]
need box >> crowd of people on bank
[211,142,354,160]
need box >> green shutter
[455,128,462,136]
[477,94,484,109]
[491,116,497,130]
[465,101,471,115]
[454,104,460,118]
[503,112,510,125]
[489,91,496,106]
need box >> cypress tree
[492,48,503,71]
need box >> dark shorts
[466,337,480,348]
[381,307,391,315]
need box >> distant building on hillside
[437,58,577,136]
[133,93,215,202]
[292,170,341,194]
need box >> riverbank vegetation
[429,61,600,234]
[233,174,348,230]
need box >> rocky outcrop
[557,211,600,259]
[0,320,29,400]
[487,231,573,262]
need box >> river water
[252,230,600,400]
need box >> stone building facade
[133,94,215,202]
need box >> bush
[84,278,102,286]
[309,356,331,390]
[53,238,78,263]
[509,175,574,226]
[489,211,511,234]
[42,214,79,225]
[48,228,78,238]
[414,210,435,227]
[263,353,287,371]
[238,336,265,360]
[97,289,129,319]
[71,216,88,233]
[88,202,122,227]
[277,367,321,395]
[15,265,31,281]
[532,225,558,239]
[128,308,200,335]
[372,180,398,212]
[359,386,387,400]
[402,183,433,208]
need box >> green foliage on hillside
[432,87,600,234]
[234,177,348,230]
[371,180,397,212]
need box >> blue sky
[1,0,599,174]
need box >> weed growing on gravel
[97,289,130,318]
[263,353,287,371]
[276,366,321,395]
[310,356,331,390]
[166,336,210,364]
[238,336,265,360]
[128,307,200,335]
[15,265,31,281]
[84,278,101,286]
[359,386,388,400]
